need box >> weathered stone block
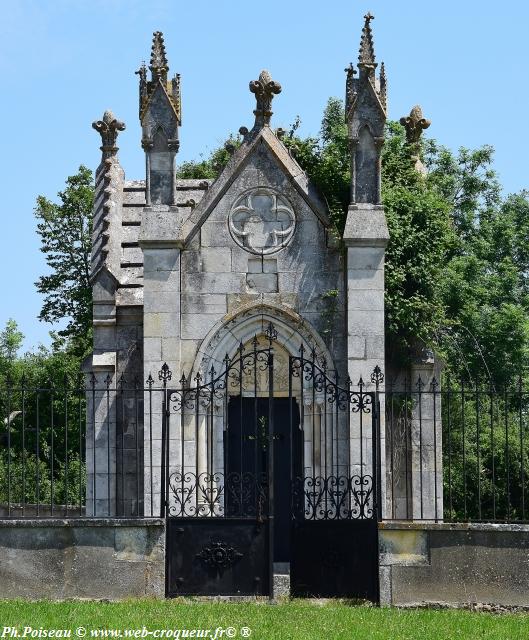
[201,247,232,272]
[246,272,278,293]
[144,248,180,274]
[144,312,180,338]
[347,247,385,270]
[181,313,221,340]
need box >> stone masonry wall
[0,519,165,599]
[379,522,529,607]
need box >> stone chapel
[87,14,440,523]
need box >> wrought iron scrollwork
[167,471,268,519]
[292,475,374,521]
[290,351,378,413]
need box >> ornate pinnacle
[249,70,282,129]
[359,12,376,67]
[379,61,387,109]
[92,110,126,160]
[400,105,431,144]
[150,31,169,83]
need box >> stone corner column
[409,344,443,521]
[343,203,389,517]
[83,351,117,518]
[139,209,184,516]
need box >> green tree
[0,319,24,363]
[34,166,94,358]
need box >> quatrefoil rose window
[228,188,296,255]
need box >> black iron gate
[159,324,381,600]
[288,349,381,601]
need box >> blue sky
[1,0,528,352]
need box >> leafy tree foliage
[0,319,85,509]
[34,166,94,358]
[0,319,24,364]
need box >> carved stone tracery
[228,188,296,255]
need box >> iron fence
[384,376,529,523]
[1,362,529,524]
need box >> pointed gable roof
[177,126,330,247]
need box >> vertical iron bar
[288,356,297,498]
[78,378,83,517]
[148,377,154,518]
[223,355,229,514]
[490,380,496,520]
[105,375,110,517]
[371,390,380,521]
[346,378,351,478]
[323,372,328,517]
[311,354,316,479]
[165,388,171,519]
[209,370,214,512]
[268,350,274,600]
[359,378,364,487]
[432,378,438,522]
[389,381,395,519]
[254,340,258,485]
[461,379,466,521]
[120,377,125,517]
[476,381,481,521]
[135,378,140,517]
[374,374,382,522]
[519,375,525,521]
[181,377,186,517]
[91,375,96,517]
[404,377,410,520]
[36,389,40,516]
[505,384,510,522]
[50,382,55,516]
[334,372,339,512]
[446,376,452,520]
[418,377,424,520]
[64,376,69,517]
[21,378,26,516]
[239,345,243,516]
[195,377,200,515]
[160,370,168,519]
[6,376,12,516]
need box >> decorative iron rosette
[228,187,296,255]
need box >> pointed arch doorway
[224,335,303,563]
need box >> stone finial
[400,105,431,144]
[150,31,169,83]
[346,14,386,205]
[136,62,148,119]
[358,12,376,67]
[137,32,181,125]
[249,70,282,129]
[92,110,126,160]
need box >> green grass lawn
[0,600,527,640]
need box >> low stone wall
[0,519,165,600]
[379,521,529,607]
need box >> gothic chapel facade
[87,14,439,584]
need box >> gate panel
[291,519,378,599]
[166,518,269,596]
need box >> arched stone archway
[191,302,335,381]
